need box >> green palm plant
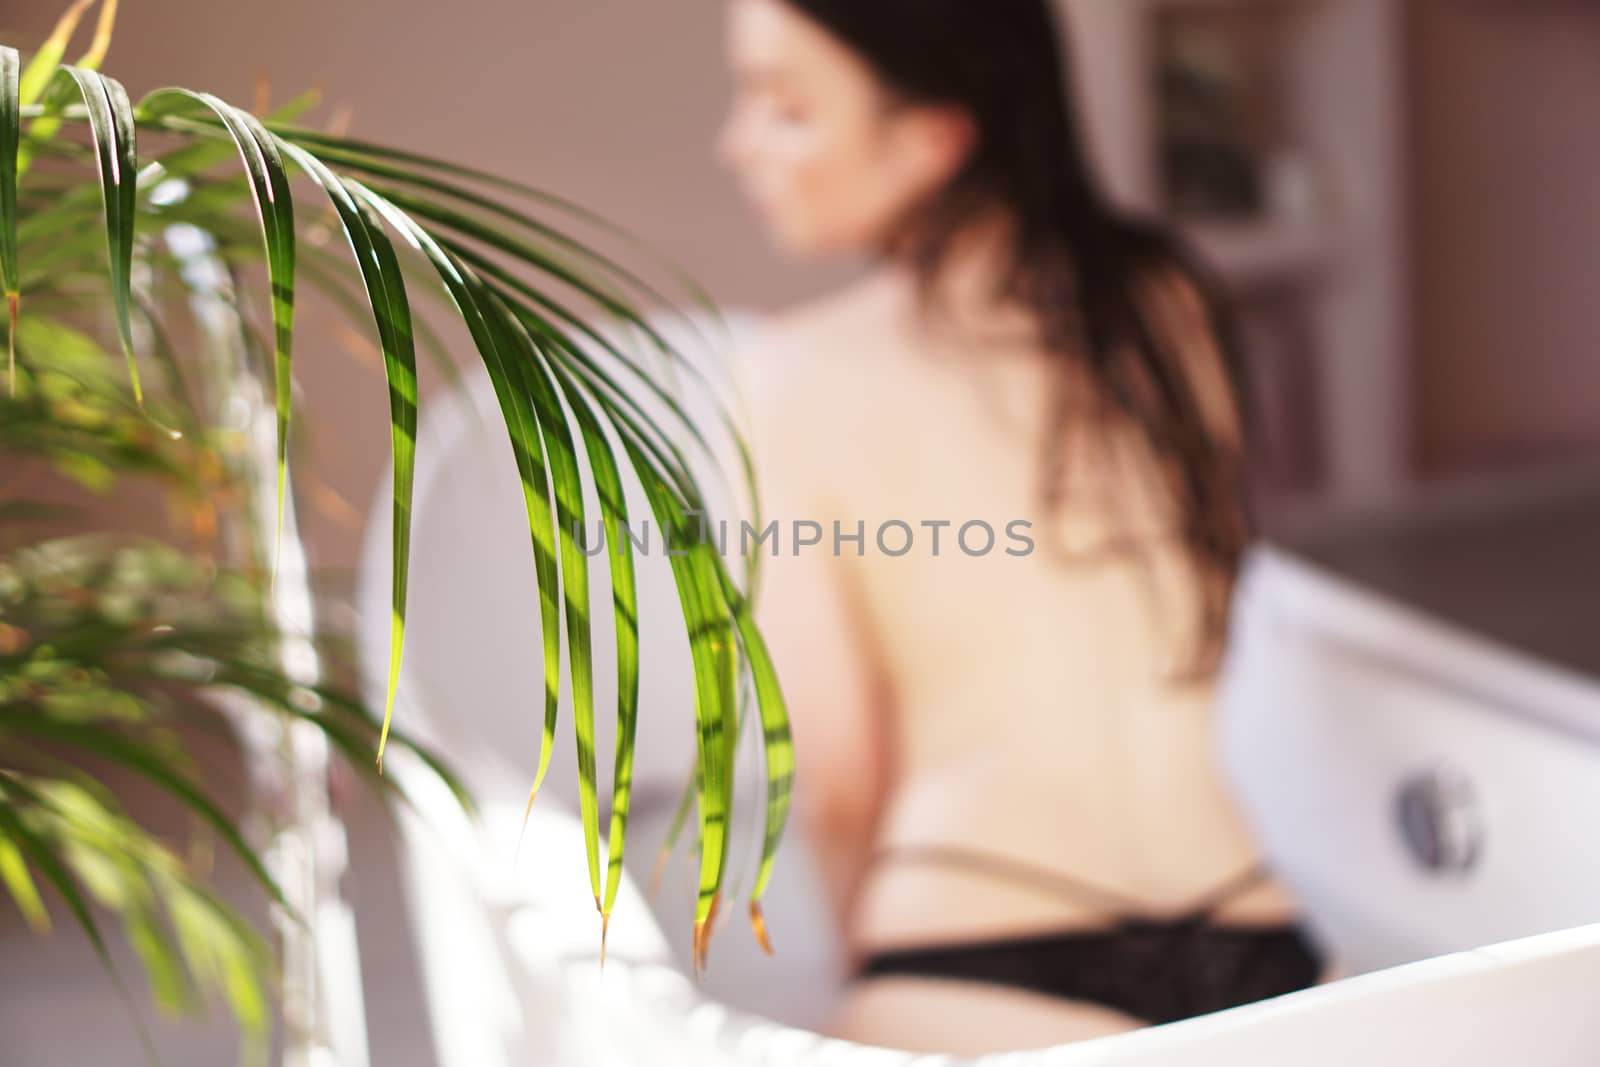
[1,0,795,1043]
[0,345,468,1061]
[0,529,464,1057]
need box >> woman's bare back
[741,267,1304,1053]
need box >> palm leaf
[618,434,736,966]
[141,90,297,571]
[349,177,740,485]
[16,0,94,108]
[67,0,118,74]
[479,296,601,908]
[16,0,116,172]
[9,33,797,968]
[452,229,782,960]
[54,66,146,410]
[149,86,319,183]
[270,143,418,772]
[2,771,260,1061]
[0,715,289,912]
[715,573,792,950]
[0,830,49,931]
[2,46,20,396]
[0,780,123,997]
[533,309,793,959]
[216,119,758,526]
[257,122,724,341]
[557,378,641,960]
[346,186,569,804]
[0,529,461,1046]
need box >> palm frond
[54,66,145,410]
[0,531,459,1054]
[142,90,296,566]
[2,45,20,394]
[1,0,795,1001]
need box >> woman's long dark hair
[784,0,1257,677]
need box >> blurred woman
[717,0,1327,1054]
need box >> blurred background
[2,0,1599,1063]
[6,0,1598,566]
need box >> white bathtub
[354,310,1600,1065]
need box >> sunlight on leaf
[17,0,94,108]
[1,47,19,396]
[0,833,50,932]
[56,66,148,413]
[273,145,416,772]
[4,3,798,1000]
[142,90,297,577]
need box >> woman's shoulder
[737,273,906,413]
[732,275,907,500]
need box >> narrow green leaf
[1,46,19,397]
[70,0,121,74]
[0,716,289,911]
[273,143,415,771]
[202,133,750,517]
[142,89,296,571]
[298,687,474,815]
[140,86,320,182]
[509,329,633,926]
[351,183,613,914]
[147,178,458,394]
[359,182,726,442]
[446,233,770,626]
[17,0,94,107]
[552,382,641,937]
[547,343,785,958]
[0,832,50,932]
[56,66,147,412]
[0,791,114,971]
[349,186,567,796]
[165,883,270,1047]
[436,236,724,498]
[124,894,192,1015]
[450,251,738,934]
[260,122,722,338]
[715,574,793,946]
[506,320,603,909]
[622,439,734,943]
[233,110,296,579]
[503,302,744,938]
[16,0,121,175]
[0,781,162,1064]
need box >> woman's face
[717,0,973,259]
